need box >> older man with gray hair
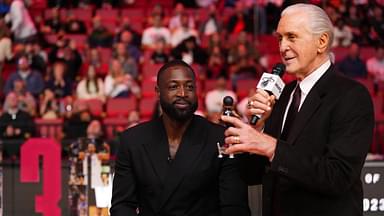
[221,3,374,216]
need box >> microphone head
[223,96,234,106]
[272,63,286,77]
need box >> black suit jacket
[111,115,250,216]
[238,65,374,216]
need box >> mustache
[173,98,192,105]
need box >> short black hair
[156,60,195,85]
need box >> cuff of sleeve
[270,139,291,175]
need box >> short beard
[159,97,198,122]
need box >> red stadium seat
[142,63,163,80]
[139,96,158,119]
[62,8,93,23]
[96,9,119,22]
[236,79,258,99]
[257,34,279,55]
[99,47,113,64]
[121,8,145,17]
[103,117,129,139]
[75,99,104,116]
[106,97,137,117]
[332,46,349,63]
[204,79,232,92]
[141,79,157,98]
[35,118,63,139]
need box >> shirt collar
[299,60,331,96]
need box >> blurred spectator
[0,17,12,87]
[236,87,256,119]
[88,15,113,48]
[226,1,253,34]
[42,7,64,34]
[48,38,82,81]
[0,92,36,140]
[170,12,199,47]
[3,79,36,116]
[206,45,227,79]
[0,17,12,63]
[76,65,106,102]
[113,42,138,80]
[337,42,368,78]
[25,41,47,74]
[62,100,94,141]
[198,4,222,36]
[142,14,171,49]
[4,0,37,43]
[104,58,140,98]
[171,36,208,65]
[4,55,44,97]
[357,23,377,46]
[0,1,10,16]
[85,119,109,151]
[82,48,109,78]
[168,3,195,33]
[196,0,216,8]
[227,32,256,65]
[229,50,261,91]
[45,61,73,99]
[205,76,237,123]
[39,88,60,119]
[118,29,141,63]
[207,32,225,52]
[345,5,363,39]
[64,11,87,34]
[332,18,353,47]
[116,17,141,48]
[367,45,384,92]
[150,38,169,64]
[147,3,168,25]
[369,7,384,44]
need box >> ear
[317,32,329,54]
[155,85,160,99]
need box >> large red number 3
[20,138,61,216]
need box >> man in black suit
[111,60,250,216]
[221,3,374,216]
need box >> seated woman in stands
[104,58,140,99]
[76,65,106,102]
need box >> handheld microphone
[222,96,235,128]
[250,63,286,125]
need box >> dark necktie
[280,84,302,141]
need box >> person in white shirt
[104,59,140,98]
[141,14,171,50]
[205,76,237,123]
[77,65,106,102]
[170,13,199,48]
[4,0,37,42]
[367,45,384,82]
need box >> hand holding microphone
[249,63,286,126]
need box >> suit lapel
[143,118,170,184]
[159,116,207,209]
[286,66,335,144]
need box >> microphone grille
[223,96,234,106]
[272,63,286,77]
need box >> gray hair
[281,3,334,51]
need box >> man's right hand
[246,89,276,131]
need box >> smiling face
[156,65,198,122]
[276,8,330,80]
